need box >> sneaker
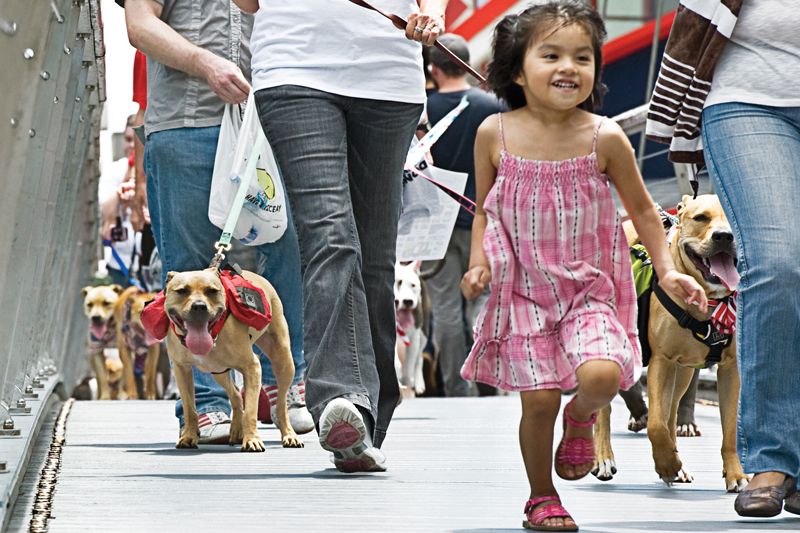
[318,398,387,473]
[196,411,231,445]
[263,381,315,435]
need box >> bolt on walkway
[7,396,800,532]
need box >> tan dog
[113,287,161,400]
[82,284,123,400]
[163,268,301,451]
[105,357,124,400]
[595,195,748,492]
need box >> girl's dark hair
[487,1,608,112]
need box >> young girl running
[460,2,708,531]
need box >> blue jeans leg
[255,86,422,447]
[702,103,800,480]
[144,126,305,425]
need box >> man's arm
[232,0,259,14]
[125,0,249,103]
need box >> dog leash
[103,239,144,290]
[209,126,266,271]
[347,0,486,84]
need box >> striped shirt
[645,0,742,163]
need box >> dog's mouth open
[396,308,415,331]
[169,313,221,356]
[90,320,109,340]
[684,245,740,291]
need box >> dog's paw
[592,458,617,481]
[414,383,426,396]
[240,435,266,453]
[176,436,198,449]
[627,414,647,433]
[282,434,304,448]
[724,469,749,493]
[676,423,701,437]
[660,467,694,485]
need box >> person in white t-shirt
[234,0,448,473]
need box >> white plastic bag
[209,92,288,246]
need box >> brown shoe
[785,492,800,516]
[734,474,796,517]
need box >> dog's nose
[90,316,103,324]
[190,301,208,312]
[711,230,734,243]
[402,299,414,308]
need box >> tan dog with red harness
[594,195,748,492]
[143,266,302,451]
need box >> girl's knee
[577,360,621,399]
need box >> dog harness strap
[652,277,732,368]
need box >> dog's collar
[171,309,229,350]
[651,276,733,368]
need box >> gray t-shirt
[145,0,253,136]
[706,0,800,108]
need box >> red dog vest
[141,270,272,344]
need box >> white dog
[394,261,431,396]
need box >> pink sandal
[523,496,579,532]
[555,398,597,481]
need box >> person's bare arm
[125,0,249,104]
[407,0,449,46]
[461,115,498,300]
[232,0,259,14]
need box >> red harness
[141,270,271,347]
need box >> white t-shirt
[705,0,800,108]
[250,0,425,104]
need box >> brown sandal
[734,474,796,517]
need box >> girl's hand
[659,270,709,313]
[461,265,491,300]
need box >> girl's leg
[561,360,621,479]
[520,389,574,530]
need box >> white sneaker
[318,398,387,473]
[265,381,315,435]
[196,411,231,445]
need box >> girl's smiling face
[514,22,596,112]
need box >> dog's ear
[111,284,124,295]
[81,286,92,299]
[164,271,176,289]
[676,194,692,215]
[412,260,422,274]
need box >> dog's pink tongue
[709,255,740,291]
[396,308,415,331]
[184,322,213,355]
[90,323,107,340]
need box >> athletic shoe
[318,398,387,473]
[196,411,231,445]
[262,381,315,435]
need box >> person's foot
[555,399,596,480]
[265,381,315,435]
[523,496,578,531]
[196,411,231,445]
[318,398,386,473]
[734,472,796,517]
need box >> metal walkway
[7,396,800,532]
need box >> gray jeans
[423,227,485,396]
[255,85,422,448]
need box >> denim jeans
[255,86,422,447]
[143,126,306,425]
[702,103,800,481]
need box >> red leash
[347,0,486,84]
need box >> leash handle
[347,0,486,84]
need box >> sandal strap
[557,437,595,464]
[525,495,561,512]
[564,399,597,428]
[524,499,572,523]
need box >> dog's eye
[204,287,220,296]
[175,286,190,295]
[692,214,710,222]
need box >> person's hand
[405,11,444,46]
[461,265,491,300]
[200,50,250,104]
[659,270,708,313]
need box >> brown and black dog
[161,268,301,451]
[113,286,161,400]
[82,284,123,400]
[594,195,748,492]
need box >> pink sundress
[461,114,642,392]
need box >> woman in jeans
[233,0,448,473]
[700,1,800,517]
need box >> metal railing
[0,0,105,526]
